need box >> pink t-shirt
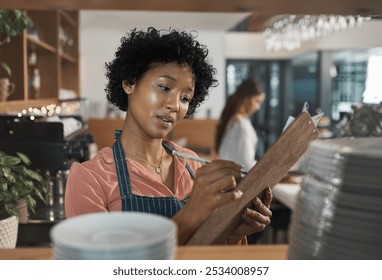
[65,141,201,218]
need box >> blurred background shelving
[0,10,79,112]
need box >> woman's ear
[122,81,134,95]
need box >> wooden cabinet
[0,10,79,113]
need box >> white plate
[50,212,177,252]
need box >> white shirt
[218,115,258,172]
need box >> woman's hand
[173,159,244,244]
[227,187,273,245]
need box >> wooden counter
[0,244,288,260]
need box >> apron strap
[113,139,132,211]
[114,129,122,140]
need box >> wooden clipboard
[187,111,320,245]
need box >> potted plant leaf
[0,10,29,101]
[0,9,29,76]
[0,151,46,248]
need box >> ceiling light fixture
[263,14,372,52]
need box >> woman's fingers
[228,197,273,244]
[187,160,245,219]
[253,196,273,217]
[207,173,238,193]
[262,187,273,208]
[188,160,274,238]
[196,160,243,181]
[242,207,271,227]
[194,160,243,193]
[229,212,269,244]
[198,159,243,174]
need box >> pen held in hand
[171,150,248,175]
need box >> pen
[172,150,247,175]
[172,150,210,164]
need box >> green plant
[0,9,29,76]
[0,151,46,219]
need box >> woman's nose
[165,93,180,112]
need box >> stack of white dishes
[50,212,177,260]
[288,137,382,259]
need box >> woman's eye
[158,85,171,92]
[181,96,191,103]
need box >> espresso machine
[0,115,93,245]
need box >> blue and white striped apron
[112,131,195,218]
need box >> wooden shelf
[59,51,77,64]
[0,10,79,114]
[27,35,57,54]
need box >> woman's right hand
[173,159,244,244]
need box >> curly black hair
[105,27,218,117]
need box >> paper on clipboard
[282,102,324,132]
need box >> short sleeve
[65,162,109,218]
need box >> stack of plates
[50,212,177,260]
[288,137,382,259]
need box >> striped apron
[112,131,195,218]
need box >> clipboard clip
[311,113,324,126]
[302,102,324,126]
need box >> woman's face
[124,62,195,139]
[245,92,265,115]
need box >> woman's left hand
[227,187,273,244]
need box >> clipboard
[187,111,320,245]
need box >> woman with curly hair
[65,28,272,245]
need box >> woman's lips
[156,114,174,128]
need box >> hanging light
[263,14,371,52]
